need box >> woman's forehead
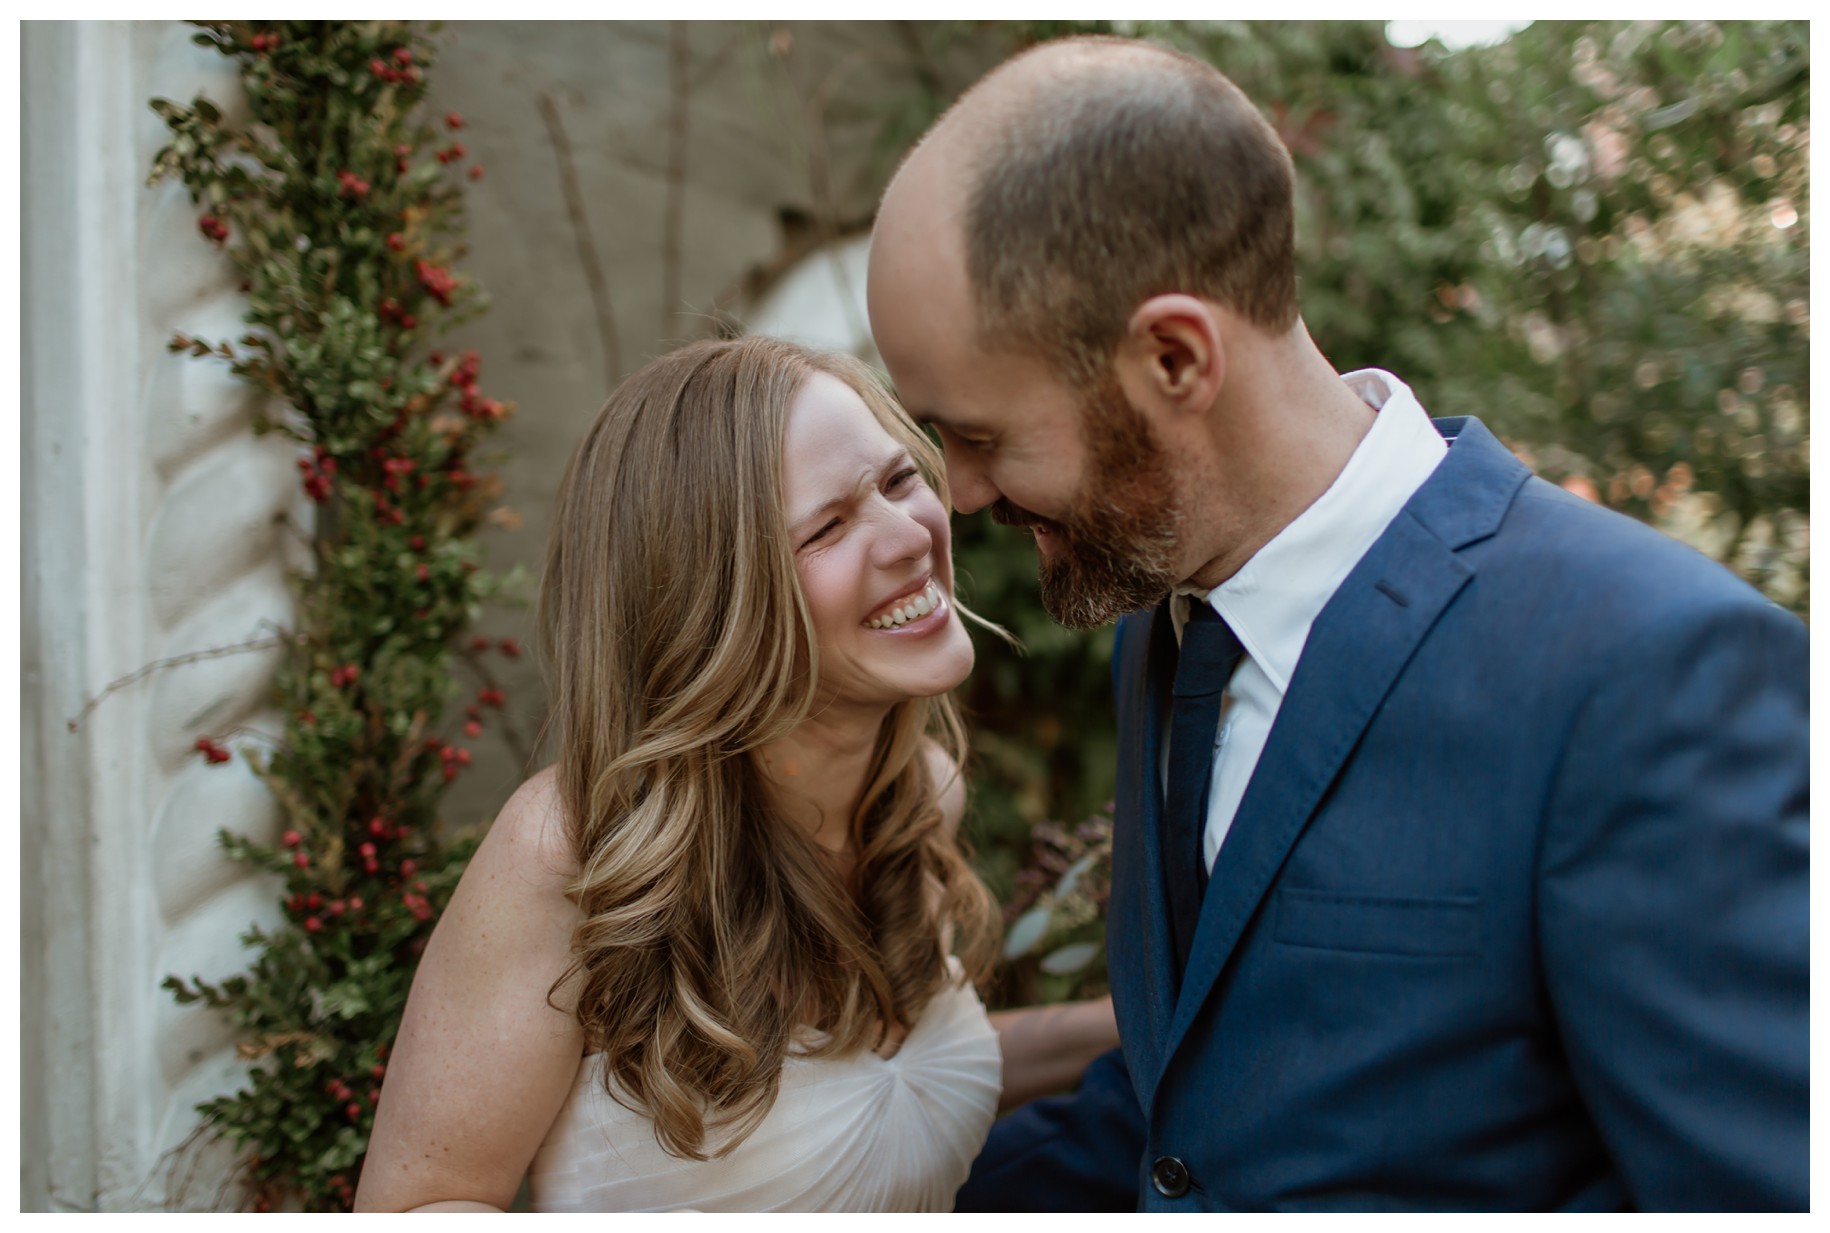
[782,374,903,515]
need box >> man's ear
[1113,295,1225,420]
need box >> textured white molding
[151,753,284,927]
[154,876,288,1088]
[22,20,300,1212]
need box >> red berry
[400,314,416,331]
[393,46,413,65]
[306,892,322,909]
[350,896,365,911]
[293,850,310,869]
[369,817,388,836]
[455,748,472,766]
[499,638,521,658]
[400,860,418,877]
[327,899,346,917]
[464,720,481,739]
[372,1063,387,1080]
[442,764,458,782]
[416,563,430,582]
[446,112,465,130]
[449,143,467,161]
[386,232,405,252]
[304,916,322,933]
[346,1101,362,1120]
[359,842,377,857]
[281,830,302,848]
[468,164,484,181]
[470,636,490,652]
[370,59,388,77]
[410,535,426,551]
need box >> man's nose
[942,437,998,516]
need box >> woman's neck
[755,703,890,858]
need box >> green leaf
[1003,903,1054,960]
[1039,941,1101,976]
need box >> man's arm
[1538,597,1808,1210]
[953,1046,1144,1212]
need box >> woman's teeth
[866,581,943,629]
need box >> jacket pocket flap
[1275,888,1481,958]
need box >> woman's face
[781,372,975,713]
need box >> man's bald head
[876,36,1298,390]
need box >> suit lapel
[1105,602,1177,1094]
[1149,416,1529,1090]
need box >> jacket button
[1150,1155,1190,1199]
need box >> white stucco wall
[23,20,301,1212]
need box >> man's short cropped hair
[963,37,1298,389]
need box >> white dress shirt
[1168,370,1448,872]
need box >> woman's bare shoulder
[468,764,579,897]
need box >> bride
[355,336,1118,1212]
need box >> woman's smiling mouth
[865,579,945,630]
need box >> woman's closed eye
[800,517,841,549]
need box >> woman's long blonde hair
[539,336,998,1160]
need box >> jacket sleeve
[953,1046,1144,1212]
[1537,595,1809,1210]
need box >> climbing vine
[150,20,516,1211]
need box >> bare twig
[536,92,622,391]
[458,650,535,771]
[661,21,693,338]
[67,631,291,733]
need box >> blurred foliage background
[883,20,1811,1005]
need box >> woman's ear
[1113,294,1225,421]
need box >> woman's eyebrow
[787,449,914,535]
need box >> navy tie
[1165,601,1244,980]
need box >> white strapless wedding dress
[527,968,1001,1212]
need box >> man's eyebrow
[911,409,985,437]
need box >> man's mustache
[990,498,1056,532]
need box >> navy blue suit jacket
[958,417,1808,1211]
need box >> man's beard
[992,376,1182,630]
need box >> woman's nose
[871,499,934,569]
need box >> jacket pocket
[1274,888,1481,958]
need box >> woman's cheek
[913,492,953,562]
[797,548,856,638]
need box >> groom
[867,36,1808,1211]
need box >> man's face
[989,371,1183,629]
[869,187,1190,627]
[870,265,1184,627]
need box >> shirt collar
[1176,369,1447,694]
